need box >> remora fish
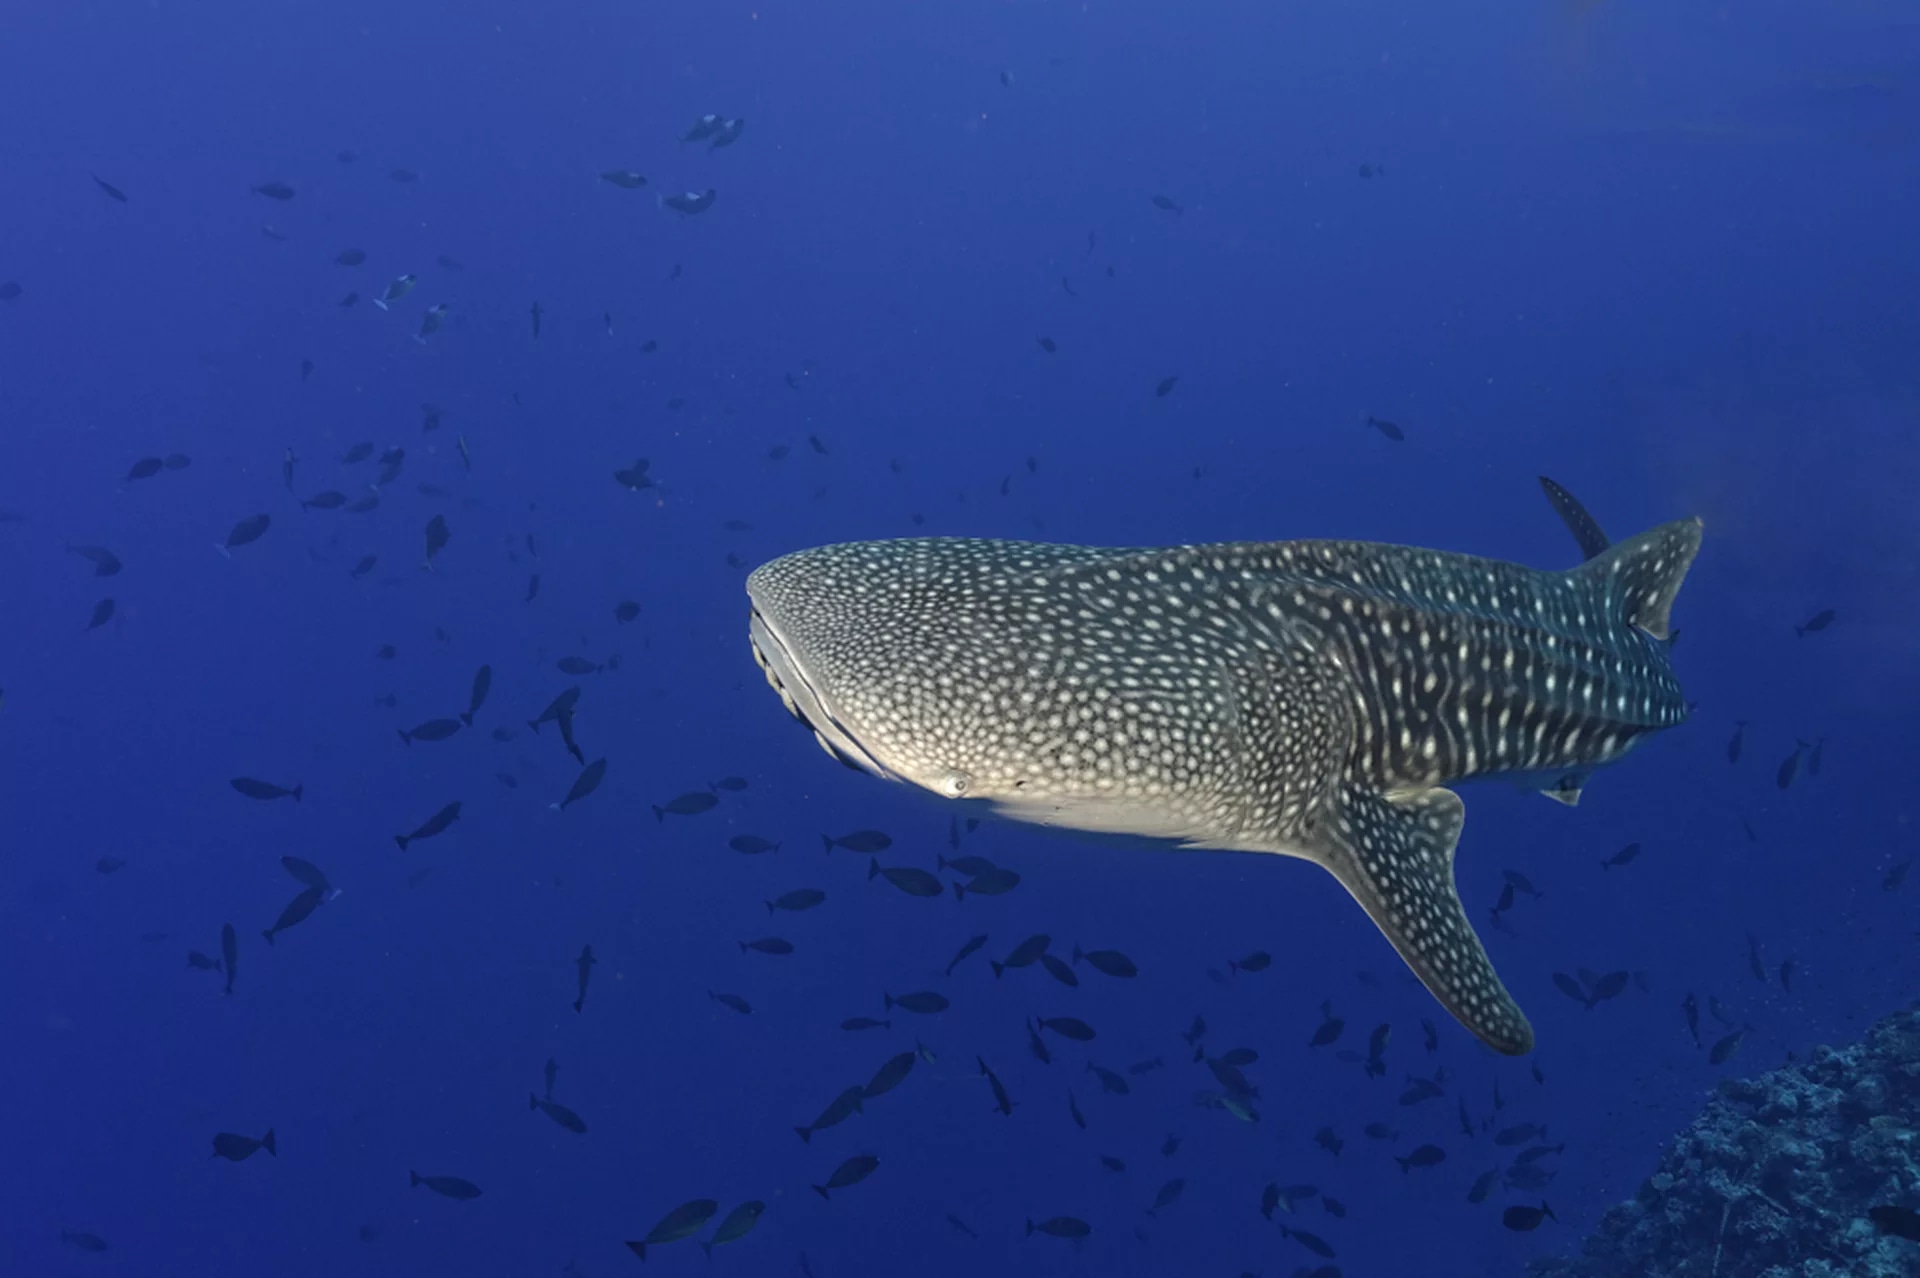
[745,480,1701,1054]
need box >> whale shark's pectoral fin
[1310,785,1533,1055]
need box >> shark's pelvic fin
[1312,785,1533,1055]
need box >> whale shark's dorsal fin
[1538,475,1611,561]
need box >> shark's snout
[746,581,892,780]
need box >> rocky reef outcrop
[1529,1006,1920,1278]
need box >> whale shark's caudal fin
[1575,517,1703,643]
[1539,475,1701,641]
[1309,784,1533,1056]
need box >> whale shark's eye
[936,770,972,798]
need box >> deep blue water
[5,1,1918,1275]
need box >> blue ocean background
[4,0,1917,1274]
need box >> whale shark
[745,481,1701,1053]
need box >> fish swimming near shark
[745,479,1702,1054]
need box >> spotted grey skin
[746,507,1702,1054]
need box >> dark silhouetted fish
[530,1094,587,1133]
[823,829,891,854]
[654,791,718,820]
[231,777,302,802]
[394,801,461,850]
[281,856,330,893]
[991,934,1050,978]
[422,514,449,569]
[702,1201,764,1258]
[528,687,581,734]
[262,886,326,944]
[554,759,607,810]
[661,188,717,215]
[409,1171,481,1199]
[946,933,988,974]
[627,1198,716,1260]
[1601,842,1641,870]
[867,860,942,897]
[212,1130,276,1161]
[572,944,595,1012]
[1503,1201,1556,1231]
[219,513,270,555]
[1230,950,1272,975]
[1396,1144,1445,1172]
[1037,1015,1095,1042]
[1868,1205,1920,1243]
[1794,608,1834,637]
[1072,945,1137,978]
[884,990,949,1015]
[460,665,491,726]
[1777,741,1807,789]
[1028,1216,1090,1239]
[398,718,461,745]
[68,545,122,576]
[613,459,653,492]
[767,888,825,914]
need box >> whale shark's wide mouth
[747,604,894,780]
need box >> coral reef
[1529,1005,1920,1278]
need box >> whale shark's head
[746,546,902,785]
[744,535,1261,850]
[745,538,1120,802]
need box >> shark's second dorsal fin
[1538,476,1611,561]
[1312,785,1534,1055]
